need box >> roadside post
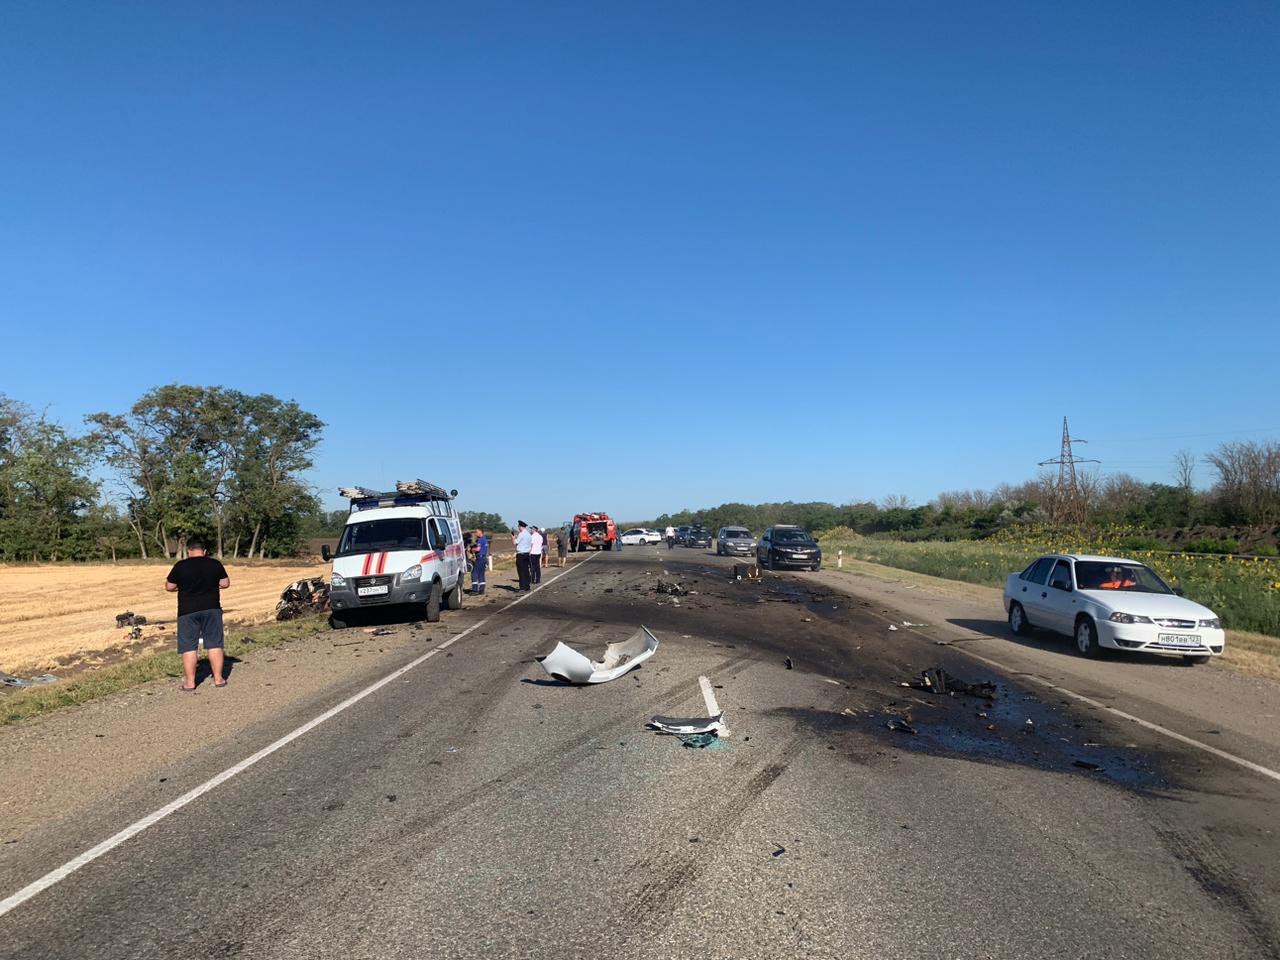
[838,550,843,569]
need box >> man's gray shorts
[177,610,224,654]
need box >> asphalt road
[2,547,1279,959]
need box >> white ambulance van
[322,480,467,628]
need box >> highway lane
[2,547,1278,959]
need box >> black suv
[757,526,822,570]
[685,525,712,549]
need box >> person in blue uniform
[470,528,489,594]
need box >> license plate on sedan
[1158,633,1201,647]
[358,585,389,597]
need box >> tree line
[650,439,1280,551]
[0,386,325,562]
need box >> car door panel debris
[885,718,918,734]
[537,626,659,683]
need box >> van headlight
[1199,617,1222,629]
[331,573,346,588]
[1108,612,1153,624]
[401,564,422,582]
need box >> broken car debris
[276,577,331,621]
[916,667,997,699]
[1,671,59,688]
[537,626,659,684]
[114,611,148,628]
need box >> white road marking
[953,647,1280,786]
[698,675,729,737]
[0,553,598,919]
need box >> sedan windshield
[1075,561,1172,594]
[337,518,425,556]
[773,530,813,543]
[724,529,751,538]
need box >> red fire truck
[569,513,618,552]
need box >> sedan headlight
[1199,617,1222,629]
[331,573,346,588]
[1108,612,1153,624]
[401,564,422,582]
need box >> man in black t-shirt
[165,538,231,691]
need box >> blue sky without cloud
[2,1,1277,525]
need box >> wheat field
[0,560,329,674]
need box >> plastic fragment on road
[885,718,918,735]
[888,625,898,632]
[650,714,724,735]
[537,626,660,684]
[650,674,730,740]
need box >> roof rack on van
[339,480,458,517]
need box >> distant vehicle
[716,527,756,556]
[570,513,618,552]
[1003,554,1226,664]
[685,526,712,549]
[644,528,663,541]
[757,526,822,570]
[674,525,692,545]
[324,480,467,628]
[619,528,657,545]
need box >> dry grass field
[0,560,329,675]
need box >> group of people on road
[463,521,568,594]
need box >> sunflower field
[816,526,1280,637]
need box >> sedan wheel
[1008,602,1031,637]
[1075,617,1101,658]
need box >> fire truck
[569,513,618,552]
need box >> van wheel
[1008,602,1031,637]
[1075,616,1101,658]
[445,575,463,610]
[329,613,349,630]
[425,581,442,622]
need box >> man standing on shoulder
[529,525,544,584]
[513,521,532,591]
[165,537,230,691]
[469,528,489,595]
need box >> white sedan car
[1003,554,1225,664]
[619,528,658,545]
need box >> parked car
[644,528,663,541]
[685,525,712,549]
[1003,554,1226,664]
[716,527,756,556]
[619,528,657,545]
[674,525,692,545]
[757,526,822,570]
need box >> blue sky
[2,1,1277,525]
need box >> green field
[816,528,1280,638]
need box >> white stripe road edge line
[0,553,598,919]
[698,675,728,737]
[953,646,1280,786]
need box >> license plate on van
[358,585,389,597]
[1158,633,1200,647]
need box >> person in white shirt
[529,526,544,584]
[513,521,533,591]
[665,525,676,549]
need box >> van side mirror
[1174,587,1185,596]
[321,544,332,562]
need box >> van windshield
[337,518,425,556]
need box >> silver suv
[716,526,756,556]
